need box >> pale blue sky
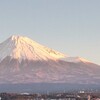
[0,0,100,64]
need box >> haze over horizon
[0,0,100,65]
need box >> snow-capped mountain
[0,35,66,62]
[0,35,100,86]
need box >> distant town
[0,90,100,100]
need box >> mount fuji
[0,35,100,92]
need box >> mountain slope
[61,56,91,63]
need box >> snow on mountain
[0,35,66,62]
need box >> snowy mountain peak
[8,35,38,45]
[0,35,66,62]
[10,35,21,40]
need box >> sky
[0,0,100,64]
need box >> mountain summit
[0,35,66,62]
